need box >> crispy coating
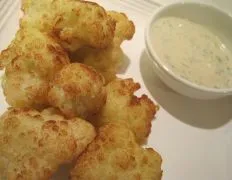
[48,63,106,119]
[95,78,158,143]
[71,11,135,83]
[21,0,32,13]
[70,123,162,180]
[0,27,69,69]
[72,46,123,83]
[1,28,69,109]
[21,0,116,51]
[0,107,96,180]
[107,11,135,46]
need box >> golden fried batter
[95,78,158,143]
[71,11,135,83]
[1,28,69,109]
[0,27,69,69]
[71,123,162,180]
[21,0,32,13]
[0,107,96,180]
[48,63,106,119]
[72,46,124,83]
[107,11,135,46]
[21,0,116,51]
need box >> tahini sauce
[152,17,232,89]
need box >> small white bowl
[145,2,232,99]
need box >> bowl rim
[145,1,232,94]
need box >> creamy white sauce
[152,17,232,89]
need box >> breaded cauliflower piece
[72,46,124,83]
[0,27,69,69]
[0,107,96,180]
[71,11,135,83]
[48,63,106,119]
[95,78,158,143]
[70,123,162,180]
[21,0,32,13]
[1,28,69,109]
[21,0,116,52]
[107,11,135,46]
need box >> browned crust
[96,78,158,144]
[70,123,162,180]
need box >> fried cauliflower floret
[21,0,116,52]
[48,63,106,119]
[72,46,123,83]
[71,11,135,83]
[0,27,69,69]
[95,78,158,143]
[71,123,162,180]
[107,11,135,46]
[1,28,69,109]
[0,107,96,180]
[21,0,32,13]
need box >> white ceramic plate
[0,1,231,180]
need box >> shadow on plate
[118,52,131,74]
[140,50,232,129]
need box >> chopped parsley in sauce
[152,17,232,89]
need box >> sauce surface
[152,17,232,89]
